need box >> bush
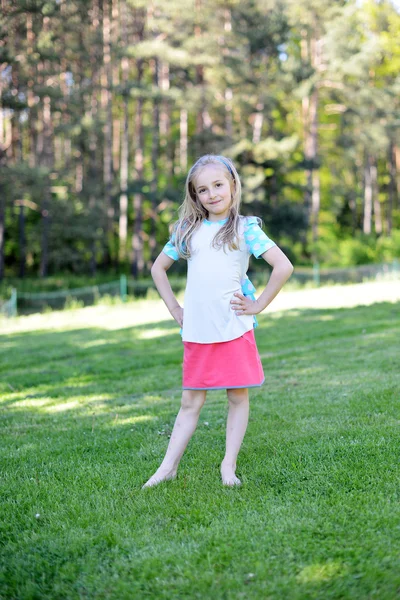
[316,232,400,267]
[376,230,400,263]
[337,237,376,266]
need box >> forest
[1,0,400,282]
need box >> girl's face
[193,164,233,222]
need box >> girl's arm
[151,252,184,327]
[231,246,293,316]
[254,246,293,312]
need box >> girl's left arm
[231,247,293,316]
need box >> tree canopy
[1,0,399,279]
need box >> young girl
[143,154,293,488]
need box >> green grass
[1,300,399,599]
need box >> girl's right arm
[151,252,184,327]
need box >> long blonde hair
[171,154,243,259]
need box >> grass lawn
[1,297,399,599]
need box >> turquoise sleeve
[162,239,179,261]
[241,275,258,329]
[244,217,276,259]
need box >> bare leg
[142,389,206,488]
[221,388,249,486]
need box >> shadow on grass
[1,301,399,438]
[1,303,399,599]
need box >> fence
[0,288,17,318]
[291,260,400,287]
[1,262,399,317]
[13,276,128,315]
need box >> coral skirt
[182,329,265,390]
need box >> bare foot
[221,462,241,486]
[142,467,177,489]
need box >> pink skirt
[182,329,265,390]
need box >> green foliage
[2,0,400,279]
[376,230,400,262]
[63,295,85,310]
[317,232,400,267]
[337,237,377,266]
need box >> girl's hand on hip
[171,306,184,327]
[230,292,260,316]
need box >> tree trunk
[301,29,321,261]
[179,107,188,173]
[131,7,146,277]
[194,0,207,155]
[350,165,358,234]
[39,94,52,278]
[119,96,129,263]
[119,0,130,263]
[0,170,5,281]
[87,0,102,276]
[304,83,320,258]
[149,56,160,265]
[132,59,145,278]
[195,60,205,156]
[26,12,37,169]
[387,140,397,235]
[88,83,99,278]
[371,157,382,234]
[0,66,8,280]
[252,102,264,145]
[159,60,171,178]
[10,62,22,164]
[394,144,400,201]
[112,0,120,178]
[102,0,114,269]
[18,204,26,278]
[223,8,233,140]
[0,35,17,280]
[363,152,373,235]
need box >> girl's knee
[181,389,206,412]
[227,388,249,405]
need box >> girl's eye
[198,183,222,193]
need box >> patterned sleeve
[241,275,259,329]
[244,216,276,259]
[162,237,179,261]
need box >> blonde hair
[171,154,243,259]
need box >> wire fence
[0,288,17,318]
[289,261,400,287]
[14,277,128,315]
[1,261,399,318]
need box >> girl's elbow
[151,263,162,280]
[151,261,168,278]
[281,260,294,278]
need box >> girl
[143,154,293,488]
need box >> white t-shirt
[163,216,276,344]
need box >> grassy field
[1,293,399,599]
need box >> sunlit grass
[1,296,399,598]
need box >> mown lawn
[1,300,399,599]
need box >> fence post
[120,275,127,302]
[313,262,320,287]
[11,288,17,317]
[392,259,400,279]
